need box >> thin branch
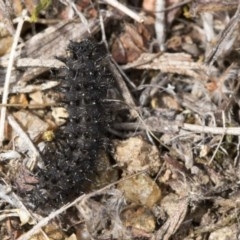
[0,10,27,146]
[0,58,65,68]
[208,111,226,165]
[205,0,240,65]
[69,0,91,33]
[16,200,76,240]
[201,12,215,43]
[108,59,138,118]
[103,0,144,23]
[182,123,240,136]
[7,114,41,170]
[114,121,240,136]
[160,0,191,13]
[17,171,147,240]
[155,0,165,51]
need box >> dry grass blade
[205,0,240,66]
[0,58,64,68]
[19,19,103,82]
[7,114,41,170]
[0,10,27,146]
[16,201,74,240]
[192,0,238,14]
[114,120,240,136]
[0,0,15,34]
[156,197,188,240]
[103,0,144,22]
[122,52,209,79]
[155,0,166,51]
[109,59,138,118]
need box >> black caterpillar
[28,38,114,208]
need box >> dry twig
[0,10,27,146]
[103,0,144,22]
[7,114,41,170]
[0,58,64,68]
[114,121,240,136]
[155,0,165,51]
[205,0,240,65]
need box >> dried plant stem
[16,201,76,240]
[182,123,240,136]
[161,0,191,12]
[68,0,90,33]
[103,0,144,22]
[205,0,240,65]
[0,10,27,146]
[201,12,214,43]
[0,183,36,224]
[0,103,57,108]
[7,114,40,170]
[208,111,226,165]
[234,136,240,166]
[17,171,146,240]
[114,122,240,136]
[108,59,138,118]
[155,0,165,51]
[0,58,65,68]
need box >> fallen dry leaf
[13,110,49,141]
[122,52,208,79]
[156,193,188,240]
[111,23,149,64]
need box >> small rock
[114,136,161,175]
[118,173,161,208]
[121,206,156,233]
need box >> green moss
[30,0,52,22]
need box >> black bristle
[28,38,114,209]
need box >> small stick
[208,111,226,165]
[182,123,240,136]
[17,170,146,240]
[68,0,91,33]
[155,0,165,51]
[0,10,27,146]
[103,0,144,22]
[0,103,58,108]
[108,59,138,118]
[159,0,191,13]
[114,121,240,136]
[0,58,65,68]
[205,0,240,66]
[7,114,41,170]
[16,200,77,240]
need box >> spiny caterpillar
[28,38,114,208]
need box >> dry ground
[1,0,240,239]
